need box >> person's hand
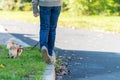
[33,13,39,17]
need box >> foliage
[19,2,32,11]
[62,0,120,16]
[0,0,32,11]
[22,0,31,2]
[0,0,119,15]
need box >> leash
[16,41,39,51]
[30,41,39,50]
[23,41,39,50]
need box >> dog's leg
[8,50,12,58]
[12,49,18,58]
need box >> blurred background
[0,0,120,33]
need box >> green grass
[59,12,120,33]
[0,11,120,33]
[0,11,39,23]
[0,45,46,80]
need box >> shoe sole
[41,49,51,64]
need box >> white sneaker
[41,46,51,64]
[51,51,56,64]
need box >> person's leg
[39,6,51,63]
[48,6,61,56]
[39,6,51,48]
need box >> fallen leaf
[0,64,5,68]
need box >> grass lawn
[59,12,120,33]
[0,11,120,33]
[0,45,46,80]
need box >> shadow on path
[55,48,120,80]
[11,33,38,46]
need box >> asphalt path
[1,19,120,80]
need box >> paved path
[1,19,120,80]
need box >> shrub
[19,2,32,11]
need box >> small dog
[6,38,23,58]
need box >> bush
[0,0,32,11]
[62,0,120,16]
[2,1,15,10]
[19,2,32,11]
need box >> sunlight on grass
[0,45,46,80]
[0,11,120,33]
[59,12,120,33]
[0,11,39,23]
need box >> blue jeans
[39,6,61,56]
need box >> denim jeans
[39,6,61,56]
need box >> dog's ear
[7,38,16,43]
[6,38,16,49]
